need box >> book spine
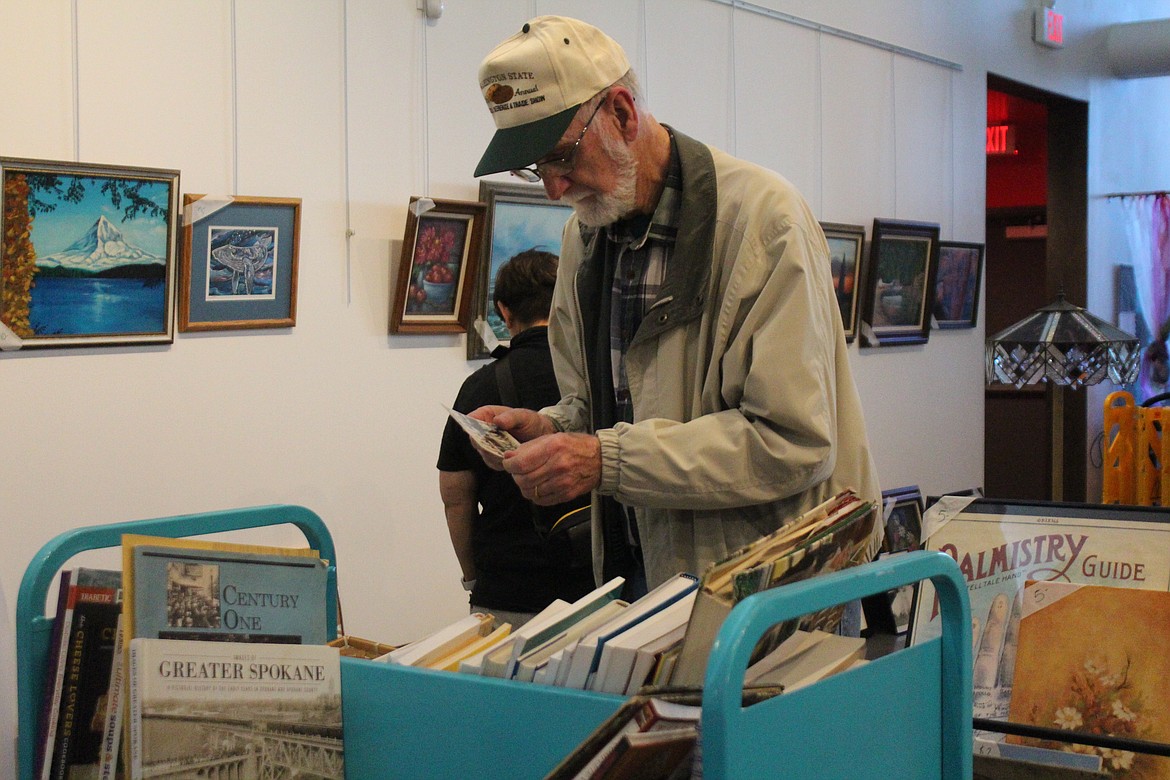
[35,572,73,780]
[49,609,89,780]
[54,583,123,778]
[128,641,142,780]
[98,615,125,780]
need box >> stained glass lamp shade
[986,294,1140,501]
[986,295,1140,389]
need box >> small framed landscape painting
[860,218,941,348]
[179,195,301,331]
[470,181,574,359]
[932,240,984,329]
[820,221,865,342]
[0,156,180,349]
[391,196,485,335]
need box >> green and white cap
[474,16,630,177]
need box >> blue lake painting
[30,276,167,335]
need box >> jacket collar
[575,127,717,344]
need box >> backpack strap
[494,357,520,408]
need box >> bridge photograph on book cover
[129,638,344,780]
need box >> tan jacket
[544,130,882,587]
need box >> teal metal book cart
[17,505,972,779]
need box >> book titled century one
[129,542,330,644]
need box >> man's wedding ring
[534,484,541,500]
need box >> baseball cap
[474,16,631,177]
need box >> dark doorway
[984,75,1089,501]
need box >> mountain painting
[0,158,179,348]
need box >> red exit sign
[986,124,1017,156]
[1034,7,1064,48]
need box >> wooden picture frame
[859,218,941,348]
[932,240,984,329]
[0,156,180,349]
[468,181,574,359]
[820,221,866,343]
[391,197,485,335]
[179,195,301,331]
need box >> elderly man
[470,16,882,598]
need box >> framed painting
[820,221,865,343]
[0,156,180,349]
[469,180,574,359]
[859,218,941,348]
[866,485,926,636]
[390,196,486,335]
[881,484,924,555]
[909,499,1170,725]
[179,195,301,331]
[932,240,984,329]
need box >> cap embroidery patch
[485,84,513,105]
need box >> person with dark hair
[467,17,882,606]
[437,249,594,628]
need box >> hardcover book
[670,490,877,686]
[35,569,72,780]
[379,612,494,666]
[125,537,329,644]
[128,638,344,780]
[589,592,695,695]
[1007,580,1170,778]
[911,499,1170,729]
[562,573,699,691]
[41,567,122,780]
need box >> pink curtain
[1121,193,1170,400]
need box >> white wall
[2,0,1170,767]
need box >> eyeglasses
[510,96,607,183]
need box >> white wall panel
[893,57,952,228]
[733,13,821,210]
[644,0,733,150]
[820,36,895,226]
[0,0,75,159]
[74,2,231,176]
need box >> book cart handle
[15,504,337,780]
[701,550,972,780]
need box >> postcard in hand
[0,157,179,348]
[444,404,519,458]
[910,498,1170,729]
[179,194,301,331]
[129,638,343,779]
[127,540,329,644]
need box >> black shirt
[437,327,594,612]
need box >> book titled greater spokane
[128,638,344,779]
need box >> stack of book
[34,533,343,780]
[669,489,877,686]
[384,489,877,700]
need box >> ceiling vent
[1106,18,1170,78]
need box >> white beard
[562,128,638,228]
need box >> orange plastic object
[1103,391,1138,504]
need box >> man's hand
[466,406,557,470]
[502,432,601,506]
